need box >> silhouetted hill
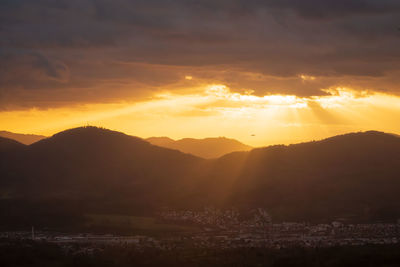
[0,136,25,163]
[0,131,46,145]
[26,127,204,201]
[1,128,400,229]
[147,136,253,158]
[211,131,400,222]
[0,136,25,151]
[0,127,207,227]
[0,137,26,199]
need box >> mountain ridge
[146,136,253,158]
[1,127,400,227]
[0,131,46,145]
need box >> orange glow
[299,75,316,81]
[1,85,400,146]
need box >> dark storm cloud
[0,0,399,108]
[263,0,400,19]
[0,49,69,87]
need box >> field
[84,214,199,235]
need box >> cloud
[0,49,70,87]
[0,0,399,108]
[263,0,400,20]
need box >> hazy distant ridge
[146,136,253,158]
[1,130,252,157]
[0,131,46,145]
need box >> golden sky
[2,83,400,146]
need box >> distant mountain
[0,131,46,145]
[146,136,253,158]
[1,128,400,229]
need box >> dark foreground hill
[0,137,26,189]
[1,127,400,228]
[0,127,207,228]
[146,136,252,158]
[20,127,204,202]
[207,131,400,222]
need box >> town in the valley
[2,207,400,254]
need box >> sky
[0,0,399,146]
